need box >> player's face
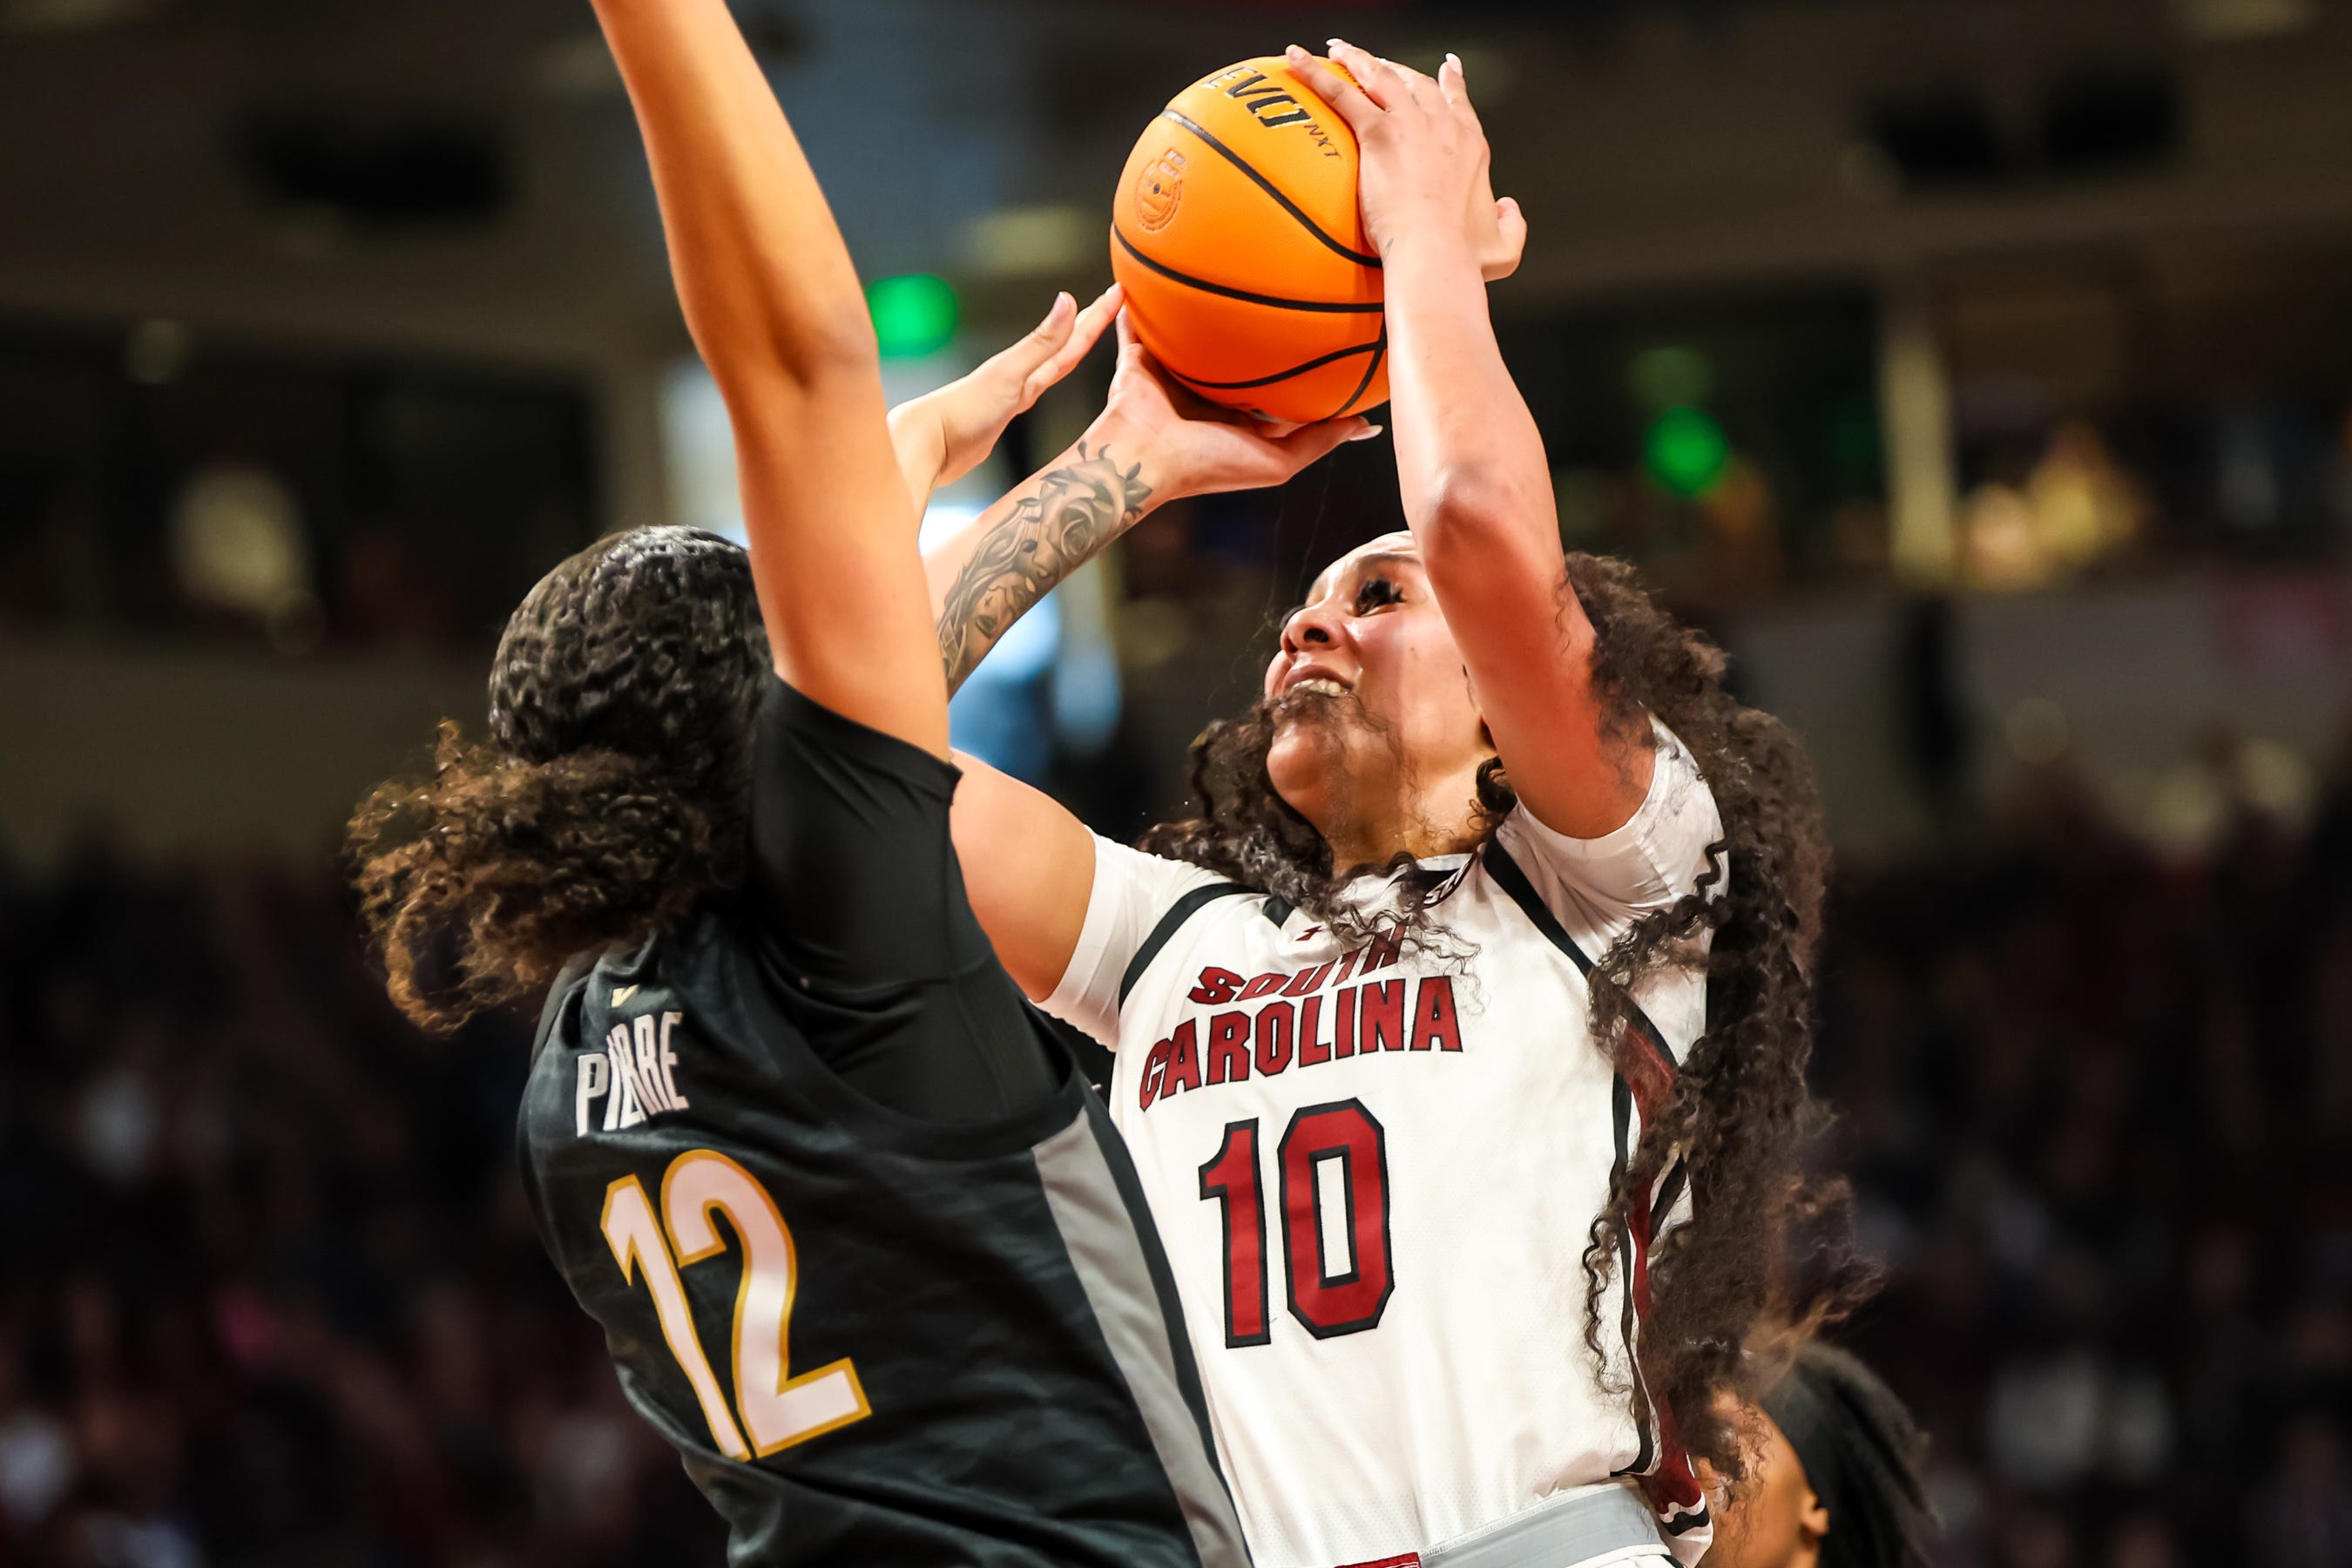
[1262,533,1491,844]
[1704,1406,1828,1568]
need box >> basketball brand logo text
[1200,65,1341,157]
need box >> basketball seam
[1327,328,1387,421]
[1158,110,1382,270]
[1161,340,1380,391]
[1112,226,1382,314]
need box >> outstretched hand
[1286,42,1525,281]
[890,282,1125,500]
[1098,310,1378,501]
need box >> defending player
[1706,1345,1938,1568]
[343,3,1342,1561]
[920,41,1845,1568]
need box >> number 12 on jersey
[1197,1098,1394,1347]
[601,1149,871,1459]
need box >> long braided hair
[1139,551,1854,1477]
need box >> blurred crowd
[1821,747,2352,1567]
[0,740,2348,1567]
[0,852,723,1567]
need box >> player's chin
[1265,717,1345,812]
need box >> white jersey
[1044,720,1724,1568]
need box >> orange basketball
[1110,56,1386,425]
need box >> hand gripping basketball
[1098,308,1377,502]
[1108,53,1396,423]
[1286,41,1526,282]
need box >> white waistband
[1422,1484,1668,1568]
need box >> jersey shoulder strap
[1117,882,1254,1006]
[1480,836,1680,1078]
[531,949,602,1062]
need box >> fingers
[1024,282,1120,400]
[1329,38,1437,113]
[1283,45,1382,132]
[978,290,1076,389]
[1486,195,1528,281]
[1323,40,1400,110]
[1274,415,1383,472]
[1438,52,1483,126]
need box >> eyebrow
[1282,551,1425,629]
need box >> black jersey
[517,681,1248,1568]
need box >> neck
[1317,756,1489,874]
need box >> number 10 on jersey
[601,1150,871,1459]
[1198,1098,1394,1347]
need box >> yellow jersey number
[599,1149,871,1458]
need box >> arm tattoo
[936,443,1152,691]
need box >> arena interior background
[1,0,2349,1564]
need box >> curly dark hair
[1139,551,1853,1481]
[348,527,768,1031]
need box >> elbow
[1416,464,1539,552]
[697,298,878,391]
[785,303,881,375]
[754,302,878,385]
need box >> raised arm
[1291,43,1652,836]
[926,312,1371,690]
[926,320,1374,997]
[591,0,940,752]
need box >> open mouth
[1286,676,1350,700]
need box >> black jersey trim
[1607,1073,1659,1479]
[1651,1157,1689,1232]
[1260,894,1295,928]
[1664,1503,1715,1537]
[1480,835,1680,1079]
[1158,110,1383,268]
[1119,882,1254,1006]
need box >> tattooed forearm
[935,443,1152,692]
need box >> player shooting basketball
[341,2,1382,1562]
[922,40,1851,1568]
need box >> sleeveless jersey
[516,679,1250,1568]
[1042,720,1724,1568]
[518,917,1248,1567]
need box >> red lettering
[1333,946,1361,986]
[1189,967,1242,1005]
[1360,928,1404,974]
[1254,1002,1294,1077]
[1238,971,1287,1001]
[1409,977,1463,1051]
[1206,1012,1250,1085]
[1296,996,1330,1067]
[1163,1019,1203,1097]
[1333,985,1359,1058]
[1140,1038,1172,1109]
[1281,961,1333,997]
[1360,981,1406,1052]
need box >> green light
[1644,406,1730,498]
[866,274,958,359]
